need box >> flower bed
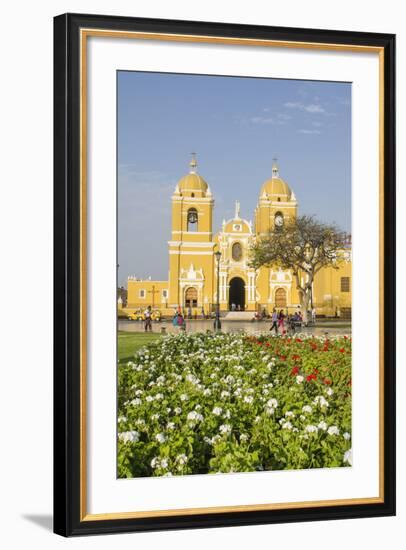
[118,332,352,477]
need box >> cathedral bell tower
[254,159,298,235]
[168,154,216,310]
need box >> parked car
[127,309,162,321]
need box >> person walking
[311,307,317,324]
[144,305,152,332]
[172,312,179,328]
[278,309,285,333]
[177,312,185,331]
[270,308,279,334]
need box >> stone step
[223,311,255,321]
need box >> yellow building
[126,156,352,319]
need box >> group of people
[269,307,317,335]
[172,311,186,329]
[230,303,244,312]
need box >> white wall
[0,1,403,548]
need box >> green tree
[249,215,347,322]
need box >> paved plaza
[118,319,351,337]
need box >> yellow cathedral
[125,156,352,319]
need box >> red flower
[306,373,317,382]
[291,366,300,376]
[324,378,332,385]
[339,348,345,353]
[295,338,302,343]
[292,354,301,361]
[279,354,287,361]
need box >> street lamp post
[214,250,222,331]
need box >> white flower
[151,457,160,468]
[154,393,164,400]
[176,454,188,465]
[296,375,304,384]
[266,398,278,409]
[240,433,249,442]
[174,407,182,414]
[326,388,334,396]
[265,406,275,415]
[151,413,160,421]
[155,433,166,443]
[282,421,293,430]
[318,421,328,431]
[187,411,204,422]
[244,395,254,404]
[167,422,175,430]
[327,426,340,436]
[145,395,154,402]
[203,388,211,396]
[305,425,318,433]
[160,458,169,469]
[212,406,223,416]
[302,405,312,414]
[343,432,351,440]
[219,424,232,435]
[221,390,230,398]
[180,394,189,401]
[343,448,353,465]
[313,395,329,408]
[117,415,127,423]
[118,430,140,443]
[186,374,198,384]
[285,411,295,418]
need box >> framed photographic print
[53,13,396,536]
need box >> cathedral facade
[126,156,352,318]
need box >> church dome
[178,173,208,192]
[177,154,208,194]
[260,160,292,200]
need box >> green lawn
[118,331,161,363]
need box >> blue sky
[118,71,351,286]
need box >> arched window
[185,287,198,307]
[187,208,198,231]
[232,242,243,261]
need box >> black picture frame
[54,12,396,537]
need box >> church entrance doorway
[229,277,245,311]
[275,287,287,308]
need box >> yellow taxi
[127,308,162,322]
